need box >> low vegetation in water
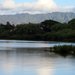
[50,45,75,57]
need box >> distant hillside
[0,12,75,24]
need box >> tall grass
[50,45,75,56]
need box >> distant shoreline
[0,19,75,42]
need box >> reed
[50,45,75,56]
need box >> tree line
[0,19,75,42]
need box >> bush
[50,45,75,57]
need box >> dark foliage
[0,19,75,41]
[50,45,75,57]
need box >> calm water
[0,40,75,75]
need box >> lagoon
[0,40,75,75]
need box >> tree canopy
[0,19,75,42]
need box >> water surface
[0,40,75,75]
[0,40,74,49]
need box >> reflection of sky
[0,51,55,75]
[0,40,75,75]
[1,60,75,75]
[0,52,75,75]
[1,63,14,75]
[0,61,54,75]
[0,63,54,75]
[0,40,75,49]
[0,42,50,48]
[37,68,53,75]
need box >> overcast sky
[0,0,75,14]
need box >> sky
[0,0,75,14]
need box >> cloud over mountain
[0,0,75,14]
[0,0,58,14]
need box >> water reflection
[0,40,75,49]
[37,68,53,75]
[0,49,54,75]
[0,40,75,75]
[0,49,75,75]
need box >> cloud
[0,0,74,14]
[36,0,58,10]
[0,0,59,14]
[3,0,15,9]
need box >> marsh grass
[50,45,75,57]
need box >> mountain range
[0,12,75,24]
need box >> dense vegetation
[0,19,75,41]
[50,45,75,57]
